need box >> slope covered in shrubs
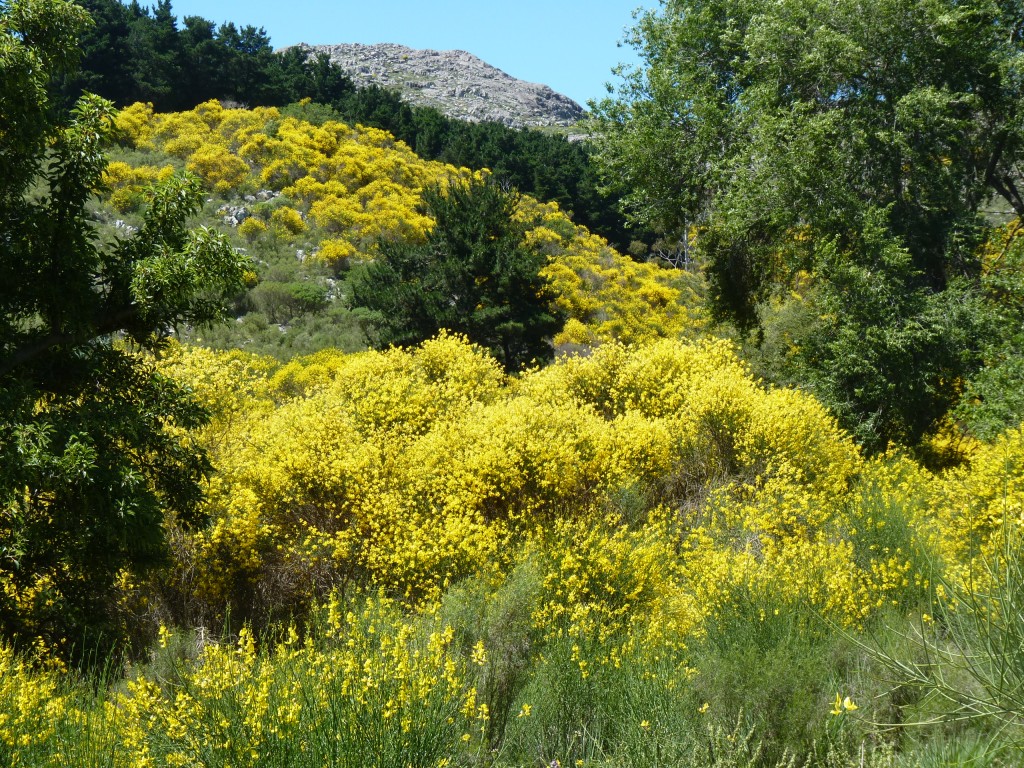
[99,99,704,358]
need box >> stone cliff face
[289,42,585,129]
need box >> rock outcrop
[287,42,585,129]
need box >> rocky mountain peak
[289,42,585,129]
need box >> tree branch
[0,304,140,380]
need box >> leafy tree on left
[0,0,247,660]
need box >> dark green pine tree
[58,0,137,106]
[275,48,357,107]
[178,15,229,105]
[215,22,283,106]
[351,179,564,372]
[126,0,182,110]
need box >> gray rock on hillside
[287,42,585,129]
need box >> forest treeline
[62,0,641,251]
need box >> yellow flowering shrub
[185,142,250,193]
[530,514,699,648]
[314,237,355,270]
[926,426,1024,588]
[0,644,65,763]
[102,161,175,213]
[270,205,305,234]
[113,101,156,149]
[156,333,922,637]
[237,216,267,241]
[16,335,1024,761]
[515,197,707,346]
[154,342,276,445]
[108,598,482,768]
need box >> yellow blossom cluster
[113,99,465,255]
[155,333,940,635]
[516,196,707,346]
[929,426,1024,585]
[0,644,65,763]
[102,160,176,213]
[528,513,698,656]
[0,597,483,767]
[109,599,480,768]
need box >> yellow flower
[830,693,843,716]
[698,702,710,714]
[517,703,532,718]
[831,693,858,715]
[471,640,487,666]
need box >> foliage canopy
[593,0,1024,307]
[0,0,247,657]
[591,0,1024,450]
[351,180,564,372]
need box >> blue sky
[163,0,654,107]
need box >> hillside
[60,0,643,250]
[288,42,586,129]
[96,100,703,359]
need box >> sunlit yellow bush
[313,238,355,270]
[150,332,1024,637]
[530,513,698,649]
[102,161,175,213]
[270,205,305,234]
[126,598,473,768]
[237,216,267,241]
[0,644,65,761]
[156,334,920,635]
[0,597,482,768]
[514,197,707,346]
[114,101,156,149]
[16,334,1024,763]
[186,142,250,193]
[929,426,1024,587]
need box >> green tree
[215,21,283,106]
[351,180,563,372]
[756,221,989,451]
[57,0,136,106]
[125,0,182,110]
[178,15,229,105]
[1,0,247,659]
[592,0,1024,450]
[955,224,1024,440]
